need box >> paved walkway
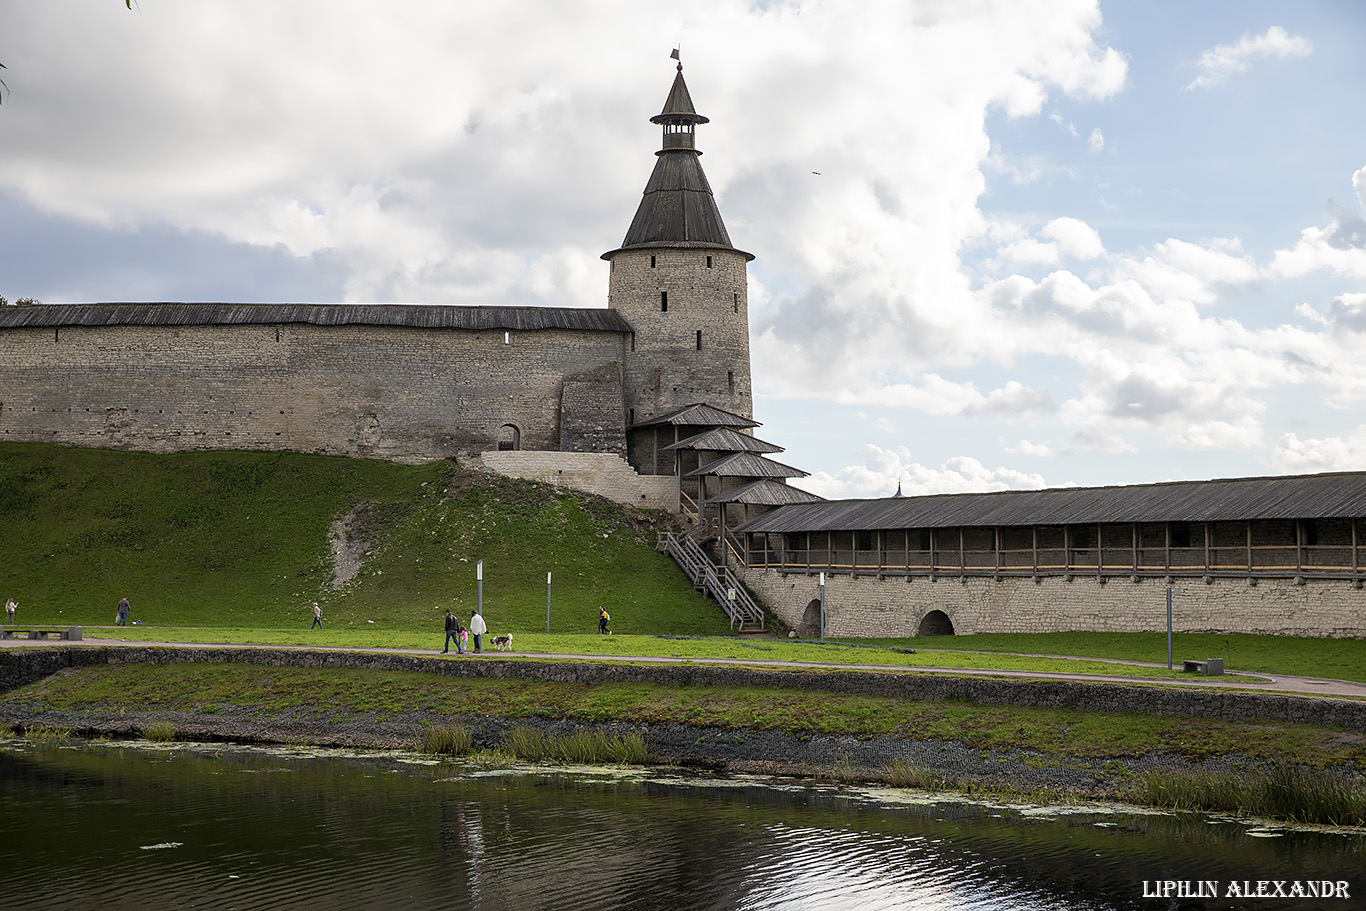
[6,633,1366,701]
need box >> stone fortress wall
[739,566,1366,639]
[476,449,678,512]
[0,320,628,465]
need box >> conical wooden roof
[603,61,752,260]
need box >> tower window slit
[706,255,712,268]
[696,330,703,350]
[650,255,656,268]
[660,290,668,311]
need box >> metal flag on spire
[670,47,680,61]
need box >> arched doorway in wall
[799,598,823,638]
[916,609,954,637]
[497,424,521,451]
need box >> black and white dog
[491,633,514,651]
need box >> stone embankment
[2,646,1363,799]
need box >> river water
[1,739,1360,910]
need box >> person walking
[458,625,468,654]
[468,609,487,653]
[311,602,323,630]
[116,597,130,626]
[598,605,610,635]
[4,598,15,625]
[442,610,459,653]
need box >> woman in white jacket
[468,609,488,653]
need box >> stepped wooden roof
[662,427,784,454]
[710,478,826,506]
[630,403,759,430]
[686,451,808,480]
[736,471,1366,534]
[0,302,631,333]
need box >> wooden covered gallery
[737,472,1366,583]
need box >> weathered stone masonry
[739,567,1366,639]
[0,319,629,464]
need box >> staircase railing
[658,531,765,631]
[680,490,700,524]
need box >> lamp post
[819,571,826,643]
[1166,585,1173,670]
[477,560,483,616]
[546,571,552,634]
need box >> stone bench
[1182,658,1224,675]
[1,627,83,641]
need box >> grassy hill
[0,442,735,636]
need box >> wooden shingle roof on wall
[711,478,826,506]
[630,402,759,430]
[737,472,1366,534]
[686,451,808,480]
[0,302,632,334]
[662,427,784,454]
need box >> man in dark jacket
[443,610,459,654]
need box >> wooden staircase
[658,531,765,632]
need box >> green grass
[0,442,730,635]
[871,631,1366,684]
[90,627,1210,679]
[500,727,650,765]
[5,442,1365,685]
[9,663,1364,771]
[418,723,474,756]
[141,720,177,742]
[1139,764,1366,826]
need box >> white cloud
[1269,178,1366,281]
[1067,428,1135,454]
[794,445,1049,499]
[1186,25,1312,90]
[4,3,1364,493]
[1001,238,1060,265]
[1115,238,1259,306]
[1007,439,1056,457]
[1272,430,1366,474]
[1048,112,1078,137]
[1167,416,1263,452]
[1042,217,1105,260]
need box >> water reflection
[0,740,1360,910]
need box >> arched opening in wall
[799,598,823,638]
[916,609,954,637]
[497,424,521,451]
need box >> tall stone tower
[604,57,754,445]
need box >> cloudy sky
[3,1,1364,498]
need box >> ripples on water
[1,740,1361,910]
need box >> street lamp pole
[1166,585,1173,670]
[819,572,826,643]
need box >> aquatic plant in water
[419,724,473,756]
